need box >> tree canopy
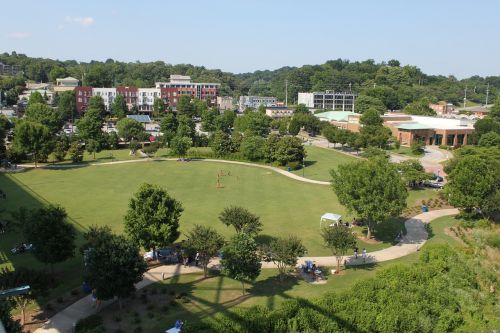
[219,206,262,236]
[184,225,225,278]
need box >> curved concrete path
[34,208,458,333]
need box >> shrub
[75,314,103,333]
[475,219,492,229]
[56,297,64,303]
[485,234,500,249]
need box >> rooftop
[315,111,356,122]
[127,115,151,123]
[395,123,435,130]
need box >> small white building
[55,77,79,92]
[217,96,234,111]
[92,88,117,112]
[265,107,294,119]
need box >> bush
[485,234,500,248]
[475,219,492,229]
[56,297,64,303]
[75,314,103,333]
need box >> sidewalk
[34,208,458,333]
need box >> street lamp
[302,157,305,177]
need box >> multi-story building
[298,91,357,111]
[155,75,220,106]
[0,63,20,76]
[217,96,234,111]
[238,96,277,111]
[116,86,138,111]
[137,88,161,112]
[92,88,117,112]
[265,107,294,119]
[75,86,93,113]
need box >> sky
[1,0,499,78]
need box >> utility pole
[285,79,288,106]
[486,83,490,105]
[463,85,467,108]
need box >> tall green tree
[211,130,233,157]
[263,235,306,281]
[176,95,194,116]
[221,233,261,294]
[321,226,357,274]
[219,206,262,236]
[83,227,147,309]
[444,155,499,217]
[111,94,128,119]
[402,99,436,116]
[170,135,192,157]
[22,205,76,272]
[116,118,145,142]
[57,90,76,122]
[273,136,306,166]
[153,97,165,118]
[28,91,44,105]
[240,135,266,161]
[87,96,106,117]
[331,158,408,239]
[76,107,104,142]
[160,113,179,146]
[0,299,22,333]
[184,225,225,278]
[234,112,272,136]
[25,103,63,134]
[13,121,52,167]
[176,114,195,138]
[124,183,184,259]
[354,95,386,114]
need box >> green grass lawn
[291,145,357,181]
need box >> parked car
[143,247,179,263]
[424,180,443,189]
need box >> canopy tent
[320,213,342,228]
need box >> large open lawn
[291,145,358,181]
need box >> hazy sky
[1,0,499,78]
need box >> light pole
[302,157,305,177]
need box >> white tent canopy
[320,213,342,228]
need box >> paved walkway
[34,208,458,333]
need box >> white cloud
[7,32,31,39]
[64,16,95,26]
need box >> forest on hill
[1,51,499,110]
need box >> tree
[444,155,498,217]
[0,268,53,326]
[201,107,219,132]
[184,225,225,278]
[87,96,106,117]
[321,225,356,274]
[0,299,22,333]
[83,227,147,309]
[478,131,500,147]
[116,117,145,142]
[211,130,233,157]
[111,94,128,119]
[363,85,400,110]
[288,118,301,136]
[360,108,383,126]
[52,135,69,162]
[216,110,236,132]
[86,139,102,160]
[176,95,194,116]
[160,113,179,146]
[219,206,262,236]
[410,139,425,154]
[13,121,52,167]
[240,135,266,161]
[354,95,386,114]
[273,136,306,166]
[124,183,184,259]
[153,97,165,118]
[76,107,104,142]
[28,91,44,105]
[57,90,76,122]
[170,135,192,157]
[25,102,63,134]
[264,133,281,161]
[396,159,432,188]
[292,113,321,136]
[322,125,338,147]
[295,104,309,114]
[359,109,391,148]
[221,233,261,294]
[67,141,83,162]
[48,66,67,83]
[264,235,306,281]
[234,112,272,136]
[176,114,195,139]
[22,205,76,272]
[403,99,436,116]
[331,158,408,239]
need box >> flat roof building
[239,96,277,111]
[265,107,294,119]
[54,77,79,92]
[298,91,357,111]
[155,75,220,106]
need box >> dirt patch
[358,237,382,244]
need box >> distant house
[265,106,294,119]
[238,96,277,111]
[217,96,234,111]
[54,77,79,92]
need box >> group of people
[353,247,368,263]
[10,243,32,254]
